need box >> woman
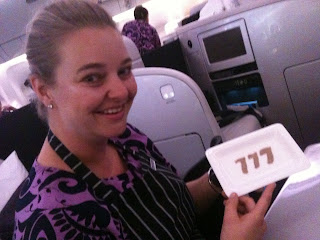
[14,1,275,239]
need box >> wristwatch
[208,167,223,194]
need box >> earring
[47,104,53,109]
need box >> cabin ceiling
[0,0,206,64]
[0,0,148,64]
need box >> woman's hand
[220,183,276,240]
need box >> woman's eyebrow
[76,63,106,74]
[122,58,133,65]
[76,58,132,74]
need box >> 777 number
[235,147,274,174]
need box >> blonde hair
[26,0,116,120]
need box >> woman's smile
[94,105,125,121]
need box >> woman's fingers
[223,193,240,222]
[224,183,275,218]
[254,183,276,216]
[238,195,256,213]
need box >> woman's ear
[29,74,53,106]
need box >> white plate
[205,123,310,197]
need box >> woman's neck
[38,126,127,178]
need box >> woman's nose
[107,75,129,99]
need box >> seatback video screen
[203,27,247,63]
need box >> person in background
[14,1,275,239]
[122,5,161,55]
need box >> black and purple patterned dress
[13,124,203,240]
[122,20,161,55]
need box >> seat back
[263,143,320,240]
[122,36,145,69]
[0,55,33,109]
[128,67,224,177]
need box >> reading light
[160,84,175,100]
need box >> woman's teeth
[102,106,123,114]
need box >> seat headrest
[122,36,145,68]
[0,55,33,108]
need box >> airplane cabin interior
[1,0,320,239]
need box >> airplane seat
[180,1,207,26]
[129,67,262,240]
[221,113,263,141]
[128,67,262,178]
[122,35,145,69]
[263,143,320,240]
[0,56,33,109]
[190,1,207,16]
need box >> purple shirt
[122,20,161,55]
[14,124,201,240]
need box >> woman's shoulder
[14,165,112,240]
[16,162,94,212]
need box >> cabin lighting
[160,84,175,100]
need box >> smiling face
[43,27,137,142]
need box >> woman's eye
[83,74,104,84]
[118,66,132,79]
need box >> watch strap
[208,167,223,194]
